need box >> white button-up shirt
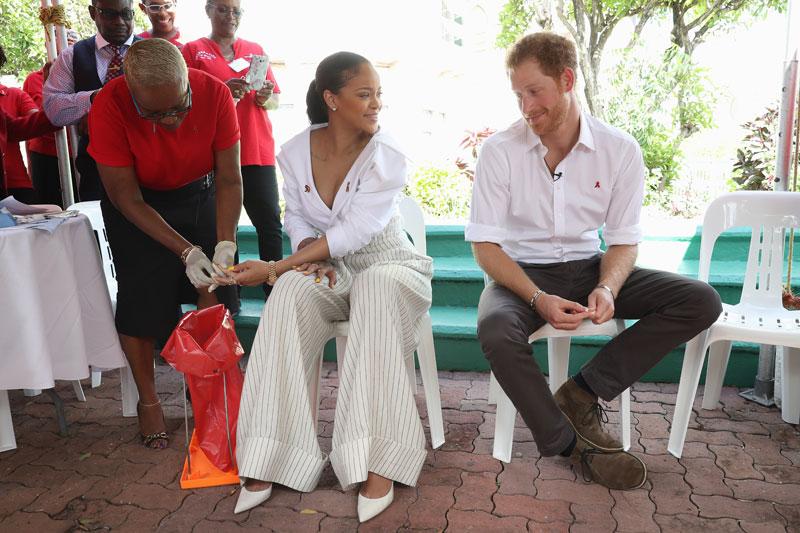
[277,125,407,258]
[465,113,646,263]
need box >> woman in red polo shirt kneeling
[182,0,282,299]
[88,38,242,449]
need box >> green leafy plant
[0,1,149,81]
[732,105,778,190]
[404,164,472,220]
[454,127,496,181]
[606,44,716,206]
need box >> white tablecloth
[0,215,126,389]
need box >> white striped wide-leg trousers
[236,220,433,492]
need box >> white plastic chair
[309,197,445,449]
[484,274,631,463]
[69,201,138,417]
[668,191,800,458]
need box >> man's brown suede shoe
[570,439,647,490]
[554,378,623,452]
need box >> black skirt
[101,175,238,343]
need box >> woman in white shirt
[225,52,433,523]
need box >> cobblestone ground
[2,362,800,532]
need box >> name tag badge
[228,57,250,73]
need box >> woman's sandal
[137,400,170,449]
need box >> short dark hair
[306,51,370,125]
[0,46,6,70]
[506,32,577,81]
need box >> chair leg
[120,365,139,418]
[701,340,732,410]
[91,369,102,388]
[0,390,17,453]
[493,386,517,463]
[781,347,800,424]
[667,332,709,458]
[621,388,631,451]
[417,314,444,449]
[488,372,499,405]
[72,381,87,402]
[547,337,571,394]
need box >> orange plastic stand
[179,430,240,489]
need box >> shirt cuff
[288,230,317,253]
[325,224,350,259]
[464,222,507,245]
[603,224,642,246]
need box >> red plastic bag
[161,304,245,472]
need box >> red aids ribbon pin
[594,181,601,188]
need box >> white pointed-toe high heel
[234,482,273,514]
[357,482,394,523]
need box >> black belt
[140,173,213,203]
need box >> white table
[0,215,126,451]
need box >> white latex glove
[212,240,237,269]
[184,247,216,288]
[208,240,237,292]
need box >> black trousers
[7,187,38,204]
[476,255,722,456]
[241,164,283,298]
[76,135,102,201]
[29,151,76,208]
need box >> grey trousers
[476,255,722,456]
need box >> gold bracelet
[266,260,277,284]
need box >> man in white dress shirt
[467,32,722,490]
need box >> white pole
[39,0,75,208]
[771,0,800,409]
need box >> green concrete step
[230,224,797,386]
[228,301,760,386]
[235,251,798,306]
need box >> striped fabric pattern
[236,217,433,492]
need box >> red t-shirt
[22,69,57,157]
[138,30,184,48]
[182,37,280,167]
[88,69,240,191]
[0,86,37,189]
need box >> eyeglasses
[131,85,192,124]
[92,6,136,21]
[144,2,176,13]
[210,4,244,17]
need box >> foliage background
[0,1,148,81]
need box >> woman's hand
[254,81,274,108]
[296,262,337,288]
[225,78,249,100]
[228,260,269,286]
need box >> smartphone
[247,54,270,91]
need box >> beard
[527,97,569,137]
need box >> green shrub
[404,163,472,220]
[732,105,778,191]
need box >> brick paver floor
[2,362,799,532]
